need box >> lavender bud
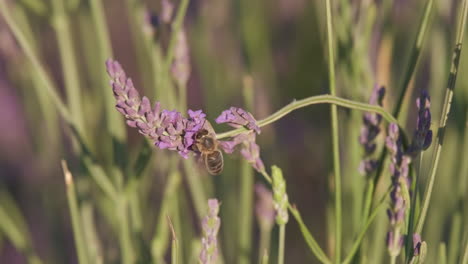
[359,85,386,176]
[200,199,221,264]
[407,90,433,156]
[272,166,289,225]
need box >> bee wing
[201,120,216,136]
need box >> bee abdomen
[205,150,224,175]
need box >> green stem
[164,0,190,69]
[117,195,134,264]
[462,240,468,264]
[239,80,255,264]
[415,0,468,235]
[216,95,398,139]
[342,187,390,264]
[183,160,207,219]
[405,153,423,260]
[258,170,330,264]
[393,0,433,118]
[239,160,254,264]
[61,161,89,264]
[51,0,84,137]
[325,0,341,261]
[89,0,126,142]
[278,225,285,264]
[257,227,271,264]
[288,205,332,264]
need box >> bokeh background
[0,0,467,263]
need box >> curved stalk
[216,95,398,139]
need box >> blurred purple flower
[407,90,432,156]
[161,0,174,23]
[359,85,385,176]
[200,199,221,264]
[106,59,206,158]
[255,183,275,231]
[171,29,191,87]
[215,107,261,134]
[385,123,412,257]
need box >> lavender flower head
[216,108,264,172]
[216,107,261,134]
[359,85,385,175]
[106,59,205,158]
[408,90,432,156]
[200,199,221,264]
[385,123,412,257]
[255,183,275,231]
[107,59,264,171]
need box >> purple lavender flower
[106,59,206,158]
[200,199,221,264]
[385,123,412,258]
[407,90,432,156]
[359,85,385,176]
[255,183,275,231]
[215,107,261,134]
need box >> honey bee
[193,129,224,175]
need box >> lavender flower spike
[106,59,206,158]
[385,123,412,258]
[359,85,385,176]
[216,107,261,134]
[200,199,221,264]
[408,90,432,156]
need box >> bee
[193,129,224,175]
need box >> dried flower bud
[200,199,221,264]
[272,166,289,225]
